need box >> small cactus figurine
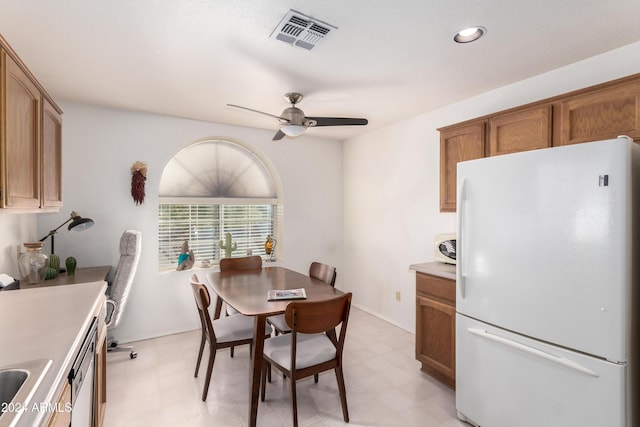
[45,267,59,280]
[45,254,60,280]
[219,232,237,258]
[65,256,77,275]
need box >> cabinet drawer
[416,273,455,304]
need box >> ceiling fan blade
[272,130,286,141]
[227,104,289,122]
[305,117,368,127]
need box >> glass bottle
[19,242,49,284]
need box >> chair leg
[194,332,206,377]
[334,366,349,423]
[230,346,234,358]
[314,373,319,383]
[290,376,298,427]
[202,347,216,401]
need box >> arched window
[158,139,280,270]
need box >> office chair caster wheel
[109,341,118,348]
[130,351,137,359]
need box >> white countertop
[409,262,456,280]
[0,281,106,426]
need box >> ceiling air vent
[270,10,336,50]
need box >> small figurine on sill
[265,235,276,262]
[177,240,195,270]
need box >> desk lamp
[39,211,94,254]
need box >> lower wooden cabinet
[45,382,71,427]
[415,272,456,388]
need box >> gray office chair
[106,230,142,359]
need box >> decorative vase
[65,256,77,275]
[18,242,49,284]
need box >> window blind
[158,203,275,270]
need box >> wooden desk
[206,266,342,427]
[4,266,110,290]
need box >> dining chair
[268,261,337,336]
[189,274,271,401]
[219,255,264,356]
[260,293,352,427]
[219,255,263,316]
[219,255,263,272]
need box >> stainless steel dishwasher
[68,317,97,427]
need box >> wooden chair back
[219,255,263,271]
[189,274,218,342]
[309,261,337,287]
[285,292,352,339]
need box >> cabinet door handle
[467,327,599,377]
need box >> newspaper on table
[267,288,307,301]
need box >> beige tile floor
[104,307,468,427]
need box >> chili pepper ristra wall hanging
[131,161,147,205]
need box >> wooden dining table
[206,266,343,427]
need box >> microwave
[434,233,457,264]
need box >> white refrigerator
[455,137,640,427]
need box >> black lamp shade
[68,216,94,233]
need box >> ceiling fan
[227,92,368,140]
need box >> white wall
[0,214,37,278]
[36,103,343,343]
[342,41,640,332]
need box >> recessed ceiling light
[454,26,486,43]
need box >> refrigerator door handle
[458,177,467,298]
[467,328,600,377]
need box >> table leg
[249,314,267,427]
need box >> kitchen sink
[0,370,29,408]
[0,359,52,427]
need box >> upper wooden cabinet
[42,99,63,207]
[558,79,640,146]
[0,35,63,211]
[2,52,41,208]
[440,73,640,212]
[489,105,552,156]
[439,121,485,212]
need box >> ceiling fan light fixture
[454,26,486,43]
[280,124,306,137]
